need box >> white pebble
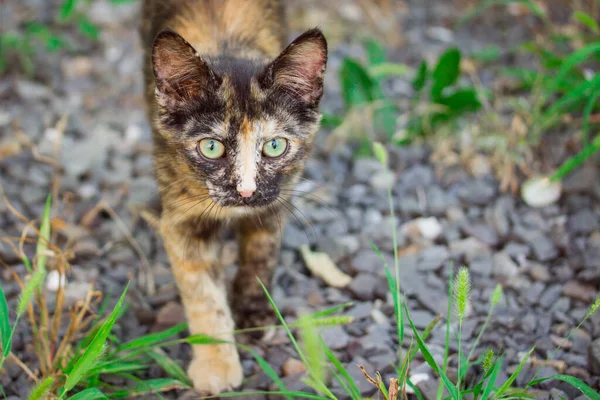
[417,217,443,240]
[521,176,562,208]
[46,270,66,292]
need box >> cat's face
[151,29,327,209]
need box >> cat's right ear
[152,29,221,109]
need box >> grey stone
[348,273,380,301]
[527,261,550,282]
[16,80,52,100]
[128,176,158,206]
[416,285,448,316]
[563,164,598,193]
[321,325,349,351]
[572,329,592,355]
[426,185,456,215]
[318,235,360,262]
[347,302,373,320]
[409,310,438,329]
[568,209,599,235]
[283,224,311,248]
[458,179,496,205]
[464,223,500,246]
[492,252,519,280]
[353,158,384,183]
[526,233,558,262]
[539,285,563,309]
[449,237,490,262]
[521,313,537,333]
[416,245,449,272]
[552,297,571,313]
[492,196,514,237]
[469,253,493,277]
[398,164,434,192]
[350,249,388,275]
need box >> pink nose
[238,190,255,198]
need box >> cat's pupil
[271,140,277,149]
[209,141,215,151]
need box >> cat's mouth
[206,188,279,209]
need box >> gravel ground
[1,1,600,399]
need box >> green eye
[262,138,288,158]
[198,138,225,159]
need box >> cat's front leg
[161,223,243,395]
[232,212,283,336]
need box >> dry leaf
[299,245,352,288]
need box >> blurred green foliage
[0,0,133,76]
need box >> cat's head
[151,28,327,209]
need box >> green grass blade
[88,361,148,376]
[322,339,361,400]
[258,278,308,366]
[370,242,403,344]
[0,285,11,358]
[407,378,425,400]
[239,344,291,400]
[527,375,600,400]
[109,378,187,398]
[551,43,600,92]
[329,367,354,398]
[117,323,187,352]
[147,349,192,387]
[215,391,331,399]
[36,194,52,273]
[437,269,453,400]
[64,283,130,392]
[186,334,229,345]
[573,11,600,32]
[29,376,54,400]
[311,302,354,318]
[551,134,600,181]
[67,388,107,400]
[257,278,335,400]
[481,356,503,400]
[22,255,32,273]
[494,347,534,398]
[404,304,460,399]
[581,83,600,145]
[17,267,46,316]
[298,316,325,386]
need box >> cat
[140,0,327,394]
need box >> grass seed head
[587,297,600,319]
[483,349,494,374]
[453,267,471,323]
[372,142,388,167]
[491,284,503,307]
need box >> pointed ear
[261,28,328,105]
[152,29,220,108]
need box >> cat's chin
[221,204,268,218]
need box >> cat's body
[141,0,327,394]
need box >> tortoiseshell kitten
[140,0,327,394]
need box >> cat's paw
[187,348,243,394]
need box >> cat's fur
[140,0,327,394]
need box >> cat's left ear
[261,28,328,106]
